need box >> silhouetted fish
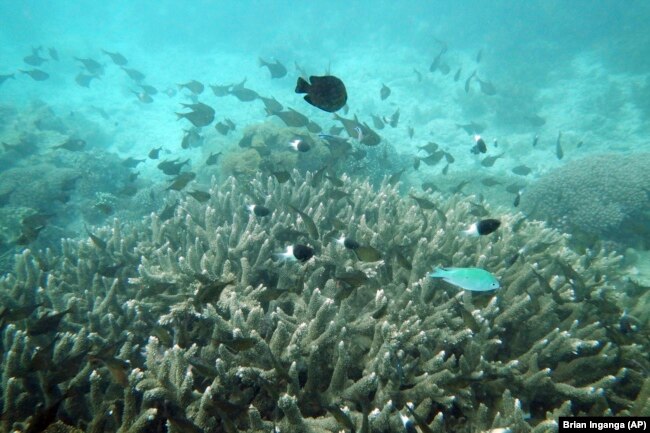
[101,49,128,65]
[229,78,259,101]
[178,80,204,94]
[259,57,287,78]
[380,83,391,100]
[20,69,49,81]
[295,75,347,112]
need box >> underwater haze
[1,1,650,431]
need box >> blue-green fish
[429,267,500,292]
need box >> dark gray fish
[266,107,309,127]
[48,47,59,61]
[229,78,259,101]
[101,49,128,65]
[506,183,525,194]
[513,191,521,207]
[289,205,319,239]
[23,51,48,66]
[380,83,391,100]
[210,83,232,96]
[444,151,455,163]
[481,177,502,187]
[511,165,531,176]
[121,67,145,82]
[429,47,446,72]
[408,126,414,139]
[476,77,496,95]
[167,172,196,191]
[215,121,230,135]
[259,95,283,112]
[159,200,178,221]
[409,194,436,210]
[259,57,287,78]
[188,190,211,203]
[386,108,400,127]
[418,141,439,153]
[358,122,381,146]
[450,179,469,193]
[53,138,86,151]
[355,245,382,262]
[75,72,96,87]
[139,84,158,95]
[335,270,369,288]
[122,157,145,168]
[181,129,202,149]
[0,73,15,86]
[525,114,546,127]
[420,150,445,166]
[413,68,422,82]
[555,131,564,160]
[176,102,215,127]
[471,135,487,154]
[464,69,477,93]
[481,152,504,167]
[306,120,322,133]
[20,69,49,81]
[178,80,204,94]
[295,75,347,112]
[389,169,405,186]
[248,205,271,217]
[371,114,385,129]
[454,67,461,81]
[157,158,189,175]
[224,118,235,130]
[272,170,291,183]
[442,163,449,175]
[74,57,103,75]
[84,224,107,249]
[532,134,539,147]
[148,146,162,159]
[206,151,222,166]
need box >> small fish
[132,90,153,103]
[259,57,287,78]
[53,138,86,151]
[335,270,369,289]
[555,131,564,160]
[210,83,233,96]
[48,47,59,61]
[442,163,449,175]
[205,151,222,166]
[266,107,309,127]
[94,202,114,215]
[0,73,15,86]
[355,245,382,262]
[214,121,230,135]
[413,157,421,170]
[121,66,145,82]
[167,172,196,191]
[289,138,310,152]
[450,180,469,194]
[471,135,487,154]
[464,69,477,93]
[336,236,360,250]
[178,80,205,94]
[413,68,423,82]
[101,49,128,65]
[420,151,445,166]
[20,69,49,81]
[513,191,521,207]
[229,78,259,101]
[75,72,96,88]
[159,200,178,221]
[454,67,462,81]
[181,128,202,149]
[277,244,314,263]
[272,170,291,183]
[23,49,48,66]
[476,77,496,95]
[481,177,502,187]
[188,190,211,203]
[386,108,400,127]
[139,84,158,95]
[121,156,145,168]
[89,355,130,387]
[444,151,455,163]
[439,63,451,75]
[27,309,71,336]
[289,205,319,239]
[532,134,539,147]
[380,83,391,100]
[408,126,415,139]
[247,205,271,217]
[409,194,436,210]
[177,102,215,127]
[259,95,283,112]
[295,75,347,112]
[371,114,385,129]
[74,57,103,75]
[525,114,546,127]
[476,48,483,63]
[463,218,501,236]
[84,224,107,249]
[389,169,405,186]
[158,158,190,176]
[429,47,446,72]
[480,152,504,167]
[511,165,531,176]
[148,146,162,159]
[429,267,500,292]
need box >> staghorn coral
[520,153,650,246]
[0,171,648,433]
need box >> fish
[289,205,319,239]
[53,138,86,151]
[181,128,202,149]
[481,177,502,187]
[277,244,314,263]
[371,114,385,129]
[429,47,446,72]
[408,126,415,139]
[167,172,196,191]
[176,102,215,127]
[210,83,233,96]
[454,67,462,81]
[259,57,287,78]
[0,73,15,86]
[442,163,449,175]
[289,138,310,152]
[450,180,469,194]
[335,270,369,289]
[215,121,230,135]
[247,205,271,217]
[513,191,521,207]
[94,202,114,215]
[386,108,400,127]
[463,218,501,236]
[133,89,153,103]
[121,67,145,82]
[24,49,48,66]
[413,157,421,170]
[178,80,205,94]
[470,135,487,154]
[525,114,546,127]
[389,169,405,186]
[121,156,145,168]
[272,170,291,183]
[267,107,309,127]
[84,224,106,249]
[27,309,71,335]
[74,57,103,75]
[48,47,59,61]
[295,75,347,112]
[259,95,283,112]
[555,131,564,160]
[380,83,391,100]
[420,151,445,166]
[413,68,422,82]
[476,48,483,63]
[476,77,496,95]
[75,72,96,87]
[139,84,158,95]
[157,158,189,176]
[205,151,222,166]
[418,142,440,154]
[101,49,128,65]
[480,152,504,167]
[429,267,500,291]
[20,69,49,81]
[456,121,484,135]
[532,134,539,147]
[307,120,322,133]
[511,165,532,176]
[336,236,360,250]
[333,113,362,137]
[159,200,178,221]
[355,245,382,262]
[444,152,455,163]
[187,190,211,203]
[409,194,436,210]
[148,146,162,159]
[229,78,259,101]
[464,69,477,93]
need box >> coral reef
[521,153,650,247]
[0,171,648,432]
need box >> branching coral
[0,171,647,433]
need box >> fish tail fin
[295,77,310,94]
[429,267,446,278]
[258,57,266,67]
[175,113,184,121]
